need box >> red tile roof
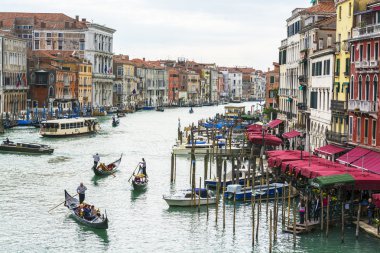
[304,1,335,14]
[0,12,87,30]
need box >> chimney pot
[81,18,86,22]
[75,15,79,21]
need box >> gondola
[156,107,164,112]
[189,107,194,114]
[64,190,108,229]
[92,155,122,176]
[132,174,148,190]
[112,118,120,127]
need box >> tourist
[313,195,320,221]
[93,153,100,166]
[299,199,306,224]
[367,198,376,225]
[77,182,87,204]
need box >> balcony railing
[353,24,380,39]
[326,131,347,144]
[298,75,307,83]
[331,100,346,112]
[348,100,378,113]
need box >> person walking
[77,182,87,204]
[368,198,376,225]
[93,153,100,166]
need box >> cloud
[1,0,309,70]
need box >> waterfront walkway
[353,221,380,239]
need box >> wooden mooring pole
[223,159,227,229]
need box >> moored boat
[0,140,54,154]
[156,107,164,112]
[224,183,287,201]
[64,190,108,229]
[163,188,216,207]
[92,155,122,176]
[116,112,126,118]
[132,173,148,190]
[40,118,100,137]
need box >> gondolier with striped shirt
[77,182,87,204]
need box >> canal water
[1,102,380,252]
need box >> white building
[84,23,116,108]
[0,32,28,116]
[251,72,266,101]
[220,70,243,100]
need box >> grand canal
[1,102,380,252]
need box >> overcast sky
[3,0,309,70]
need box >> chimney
[143,57,145,61]
[81,18,86,22]
[75,15,79,21]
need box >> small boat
[116,112,126,118]
[112,118,120,127]
[0,140,54,154]
[142,106,155,110]
[156,107,164,112]
[92,155,122,176]
[107,107,119,114]
[64,190,108,229]
[224,183,287,201]
[163,188,216,207]
[132,173,148,190]
[189,108,194,114]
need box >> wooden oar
[128,163,141,182]
[48,193,78,213]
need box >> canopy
[267,119,282,129]
[351,151,380,175]
[282,130,301,139]
[315,144,347,156]
[310,174,355,188]
[336,147,371,165]
[372,193,380,208]
[247,134,282,146]
[246,124,262,133]
[350,171,380,190]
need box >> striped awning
[282,130,301,139]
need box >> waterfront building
[187,71,200,104]
[250,70,266,101]
[77,58,92,110]
[347,1,380,149]
[217,72,225,100]
[238,67,256,101]
[278,0,335,133]
[178,70,189,106]
[265,62,280,110]
[168,67,180,105]
[307,17,336,150]
[220,69,243,100]
[330,0,371,145]
[0,31,28,116]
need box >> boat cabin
[224,106,245,118]
[40,118,99,136]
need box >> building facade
[0,32,28,116]
[266,63,280,109]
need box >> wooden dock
[283,220,320,234]
[353,221,380,239]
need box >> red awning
[336,147,372,165]
[351,151,380,175]
[372,193,380,208]
[247,134,282,146]
[350,171,380,190]
[282,130,301,139]
[246,124,262,133]
[267,119,282,129]
[315,144,347,156]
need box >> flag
[16,73,22,87]
[22,73,28,87]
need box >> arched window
[350,76,354,100]
[366,75,370,101]
[358,75,363,100]
[374,75,378,102]
[48,86,54,98]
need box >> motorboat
[163,188,216,207]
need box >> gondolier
[139,158,147,176]
[93,153,100,166]
[77,182,87,203]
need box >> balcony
[352,24,380,39]
[298,75,307,84]
[326,131,347,144]
[331,100,346,113]
[348,100,378,113]
[370,60,378,67]
[335,41,349,53]
[286,112,293,120]
[297,103,307,111]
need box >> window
[360,45,364,61]
[351,45,355,63]
[46,32,52,37]
[357,118,361,141]
[34,40,40,50]
[46,39,51,46]
[350,76,354,100]
[327,35,332,48]
[365,76,370,100]
[324,60,331,75]
[367,44,371,61]
[374,76,378,102]
[375,42,379,61]
[345,58,350,75]
[80,40,85,50]
[58,40,63,50]
[365,118,369,143]
[336,59,340,75]
[270,76,275,84]
[373,120,377,145]
[34,32,39,38]
[58,33,63,38]
[319,38,324,50]
[117,66,123,77]
[339,6,342,20]
[358,75,363,100]
[349,3,352,17]
[310,91,318,109]
[349,117,353,140]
